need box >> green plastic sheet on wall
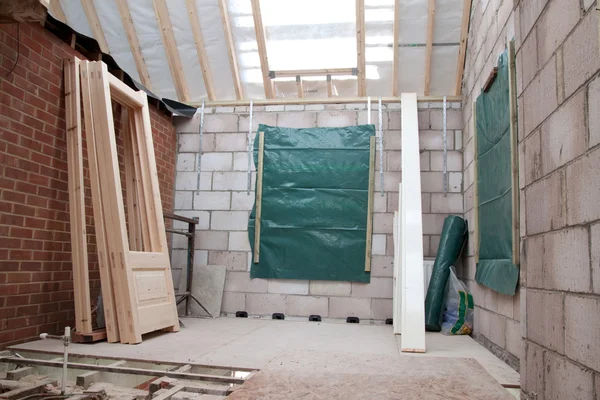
[248,124,374,283]
[474,50,519,296]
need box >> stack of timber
[64,57,179,344]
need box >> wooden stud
[508,40,519,265]
[81,0,109,53]
[454,0,473,95]
[326,74,333,97]
[153,386,185,400]
[152,0,190,102]
[472,100,479,263]
[423,0,436,95]
[296,75,303,98]
[392,0,400,97]
[122,108,143,251]
[49,0,66,24]
[356,0,366,97]
[190,95,462,107]
[483,67,498,92]
[218,0,243,100]
[273,68,355,78]
[185,0,216,101]
[114,0,152,89]
[250,0,274,99]
[253,131,265,264]
[365,135,375,272]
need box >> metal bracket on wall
[195,101,205,194]
[247,100,254,194]
[378,97,384,197]
[443,96,448,196]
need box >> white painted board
[393,209,401,334]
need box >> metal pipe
[62,327,69,395]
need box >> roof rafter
[423,0,436,95]
[50,0,66,24]
[218,0,243,100]
[356,0,366,97]
[81,0,109,53]
[185,0,215,101]
[392,0,400,97]
[115,0,152,89]
[454,0,473,95]
[152,0,190,102]
[250,0,274,99]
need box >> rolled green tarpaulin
[424,215,468,332]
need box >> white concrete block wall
[172,102,463,321]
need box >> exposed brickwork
[0,23,176,348]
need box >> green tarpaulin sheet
[248,124,374,283]
[474,50,519,295]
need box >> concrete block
[384,130,401,150]
[431,193,463,214]
[544,352,594,400]
[523,56,557,135]
[316,111,357,127]
[421,193,431,213]
[215,106,234,113]
[386,151,402,171]
[520,189,527,238]
[309,281,351,296]
[239,112,277,132]
[497,293,515,319]
[246,293,286,315]
[419,130,454,150]
[537,0,580,65]
[525,170,565,234]
[488,313,506,349]
[589,76,600,149]
[215,133,247,152]
[329,297,371,318]
[387,192,399,212]
[523,129,542,186]
[375,171,401,192]
[463,185,473,213]
[194,192,230,211]
[208,251,249,271]
[286,295,328,317]
[475,306,490,338]
[358,111,390,129]
[526,289,564,353]
[422,214,446,235]
[566,149,600,225]
[505,318,521,358]
[541,91,586,175]
[211,211,248,231]
[373,212,393,234]
[284,105,305,111]
[371,255,393,277]
[231,191,255,211]
[592,223,600,294]
[565,294,600,371]
[268,280,309,295]
[429,235,440,257]
[276,112,317,128]
[430,109,462,130]
[233,152,252,171]
[454,130,462,151]
[324,104,346,110]
[351,277,393,299]
[174,192,193,210]
[195,231,228,251]
[221,291,245,313]
[430,151,463,172]
[203,114,238,133]
[172,211,210,230]
[305,104,325,111]
[228,232,250,251]
[523,342,545,397]
[178,134,199,152]
[484,286,499,313]
[176,172,202,191]
[213,172,250,190]
[373,193,387,212]
[421,172,444,192]
[525,235,544,289]
[370,298,393,320]
[544,227,590,292]
[420,151,430,171]
[372,234,386,255]
[563,10,600,98]
[448,172,461,193]
[176,153,196,172]
[224,271,268,293]
[417,110,430,130]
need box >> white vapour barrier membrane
[51,0,464,102]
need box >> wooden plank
[79,61,120,343]
[76,360,126,388]
[356,0,366,97]
[71,329,108,344]
[508,40,519,265]
[472,100,479,263]
[152,0,190,102]
[114,0,152,89]
[423,0,436,96]
[400,92,426,353]
[273,68,355,78]
[80,0,109,53]
[253,131,265,264]
[482,67,498,92]
[0,380,56,400]
[108,73,145,109]
[218,0,243,100]
[296,75,303,98]
[185,0,215,101]
[153,385,185,400]
[49,0,66,24]
[365,136,375,272]
[129,113,152,251]
[392,190,401,335]
[250,0,274,99]
[122,108,143,251]
[454,0,473,95]
[326,75,333,97]
[64,57,92,335]
[190,95,462,107]
[392,0,400,97]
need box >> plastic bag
[441,266,474,335]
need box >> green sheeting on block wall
[474,50,519,296]
[248,124,374,283]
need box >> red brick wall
[0,23,177,348]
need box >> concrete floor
[10,317,519,390]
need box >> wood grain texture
[423,0,436,95]
[365,136,375,272]
[81,0,109,53]
[253,132,265,263]
[356,0,366,97]
[218,0,243,100]
[454,0,473,95]
[185,0,215,100]
[250,0,274,99]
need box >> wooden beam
[273,68,355,78]
[472,100,479,264]
[423,0,436,95]
[483,67,498,92]
[49,0,66,23]
[365,136,375,272]
[356,0,366,97]
[152,0,190,102]
[326,74,333,97]
[190,95,462,107]
[392,0,400,96]
[296,75,303,98]
[508,40,519,266]
[250,0,274,99]
[454,0,473,96]
[81,0,109,53]
[253,131,265,263]
[218,0,243,100]
[114,0,152,89]
[185,0,215,101]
